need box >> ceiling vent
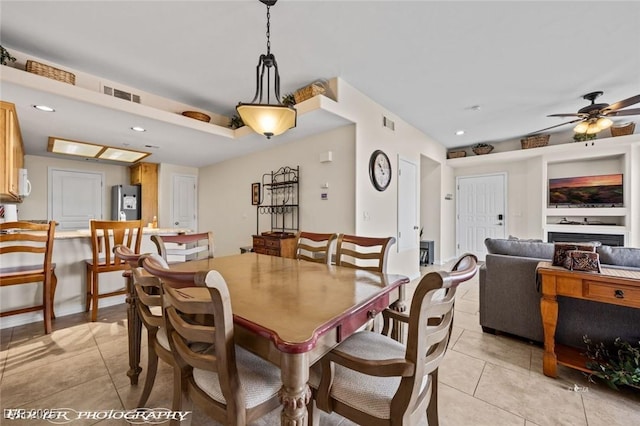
[103,85,141,104]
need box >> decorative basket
[472,144,494,155]
[181,111,211,122]
[294,81,326,104]
[610,122,635,137]
[25,60,75,85]
[521,134,550,149]
[447,150,466,159]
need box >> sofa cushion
[597,245,640,268]
[484,238,554,259]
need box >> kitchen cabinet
[129,162,158,227]
[0,101,25,203]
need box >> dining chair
[335,234,396,273]
[162,269,282,426]
[0,220,57,334]
[151,231,214,263]
[312,253,478,426]
[295,231,338,265]
[85,219,142,322]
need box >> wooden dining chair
[295,231,338,265]
[0,221,57,334]
[335,234,396,273]
[312,253,478,426]
[151,232,214,263]
[85,219,142,322]
[162,269,282,426]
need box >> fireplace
[547,232,624,246]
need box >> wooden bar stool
[85,220,142,322]
[0,221,57,334]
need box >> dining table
[126,252,408,425]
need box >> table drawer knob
[614,289,624,299]
[367,309,378,319]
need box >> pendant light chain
[266,5,271,55]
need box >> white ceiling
[1,1,639,168]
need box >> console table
[537,261,640,378]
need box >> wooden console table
[537,261,640,378]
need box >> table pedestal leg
[390,285,407,344]
[278,353,311,426]
[126,275,142,385]
[541,293,558,378]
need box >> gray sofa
[479,238,640,348]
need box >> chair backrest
[399,253,478,415]
[295,232,338,264]
[163,270,242,417]
[335,234,395,273]
[151,232,214,263]
[142,252,197,288]
[0,221,56,274]
[90,220,142,270]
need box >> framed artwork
[251,182,260,205]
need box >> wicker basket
[294,81,326,104]
[521,134,550,149]
[447,150,467,159]
[25,60,75,85]
[472,145,494,155]
[610,122,635,137]
[181,111,211,122]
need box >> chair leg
[427,370,439,426]
[43,274,52,335]
[137,335,160,407]
[91,271,99,322]
[50,270,58,319]
[85,263,92,313]
[170,368,190,426]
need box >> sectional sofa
[479,238,640,348]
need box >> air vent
[103,85,141,104]
[383,116,395,131]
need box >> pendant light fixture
[236,0,296,139]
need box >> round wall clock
[369,149,392,191]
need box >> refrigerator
[111,185,141,221]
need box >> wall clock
[369,149,392,191]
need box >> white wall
[19,154,129,224]
[197,125,356,257]
[420,156,441,262]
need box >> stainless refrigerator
[111,185,141,221]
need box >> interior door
[49,168,104,230]
[397,157,419,251]
[456,173,506,260]
[171,174,197,231]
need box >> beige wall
[19,154,129,224]
[197,125,356,257]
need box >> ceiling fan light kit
[236,0,296,139]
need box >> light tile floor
[1,264,639,425]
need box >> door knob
[413,226,419,230]
[175,221,179,226]
[495,222,503,226]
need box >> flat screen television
[548,173,623,207]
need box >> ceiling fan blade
[527,119,583,134]
[604,94,640,112]
[547,113,583,118]
[605,108,640,117]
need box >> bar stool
[85,220,142,322]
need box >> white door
[397,157,419,251]
[49,168,104,230]
[456,173,506,260]
[171,174,197,231]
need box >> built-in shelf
[545,207,628,217]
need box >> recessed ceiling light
[455,130,465,136]
[33,105,55,112]
[131,126,146,132]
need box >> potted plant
[229,114,244,129]
[0,45,16,66]
[583,336,640,390]
[573,132,596,142]
[282,93,296,107]
[472,143,494,155]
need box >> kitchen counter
[54,227,192,239]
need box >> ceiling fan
[531,91,640,135]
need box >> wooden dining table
[126,252,409,425]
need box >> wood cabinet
[0,101,25,203]
[252,233,297,258]
[129,162,158,227]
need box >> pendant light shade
[237,0,296,139]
